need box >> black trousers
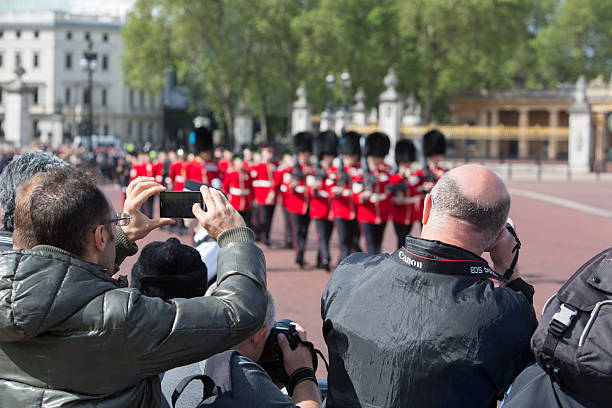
[336,218,361,261]
[361,222,386,254]
[393,222,413,250]
[314,218,333,264]
[283,208,294,245]
[238,210,252,230]
[256,204,275,240]
[291,212,310,261]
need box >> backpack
[172,351,242,408]
[531,247,612,407]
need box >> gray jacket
[0,227,267,407]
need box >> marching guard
[223,156,254,229]
[251,144,278,245]
[389,139,420,249]
[185,127,222,189]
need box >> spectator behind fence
[0,150,68,250]
[162,292,321,408]
[321,164,538,408]
[0,168,268,407]
[131,237,208,300]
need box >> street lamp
[80,39,97,147]
[340,69,351,111]
[325,72,335,112]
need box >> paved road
[106,179,612,378]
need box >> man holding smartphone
[322,164,538,408]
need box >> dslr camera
[257,319,318,384]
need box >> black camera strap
[503,223,522,281]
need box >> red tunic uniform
[389,172,421,225]
[353,165,392,224]
[283,165,312,216]
[222,169,253,212]
[307,166,332,220]
[218,159,231,173]
[329,164,360,220]
[169,161,187,191]
[185,159,222,188]
[275,166,292,211]
[250,161,278,205]
[413,165,448,222]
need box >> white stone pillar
[518,107,529,158]
[5,67,33,148]
[378,68,403,163]
[351,87,367,126]
[568,76,592,173]
[335,109,351,135]
[234,99,253,151]
[547,108,559,160]
[320,110,335,132]
[291,82,312,135]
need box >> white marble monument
[378,68,404,163]
[568,76,593,173]
[291,82,312,135]
[234,99,253,151]
[5,66,34,148]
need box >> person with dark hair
[185,126,222,189]
[0,169,268,407]
[322,164,537,408]
[0,150,67,250]
[275,152,295,249]
[251,144,278,246]
[389,139,420,249]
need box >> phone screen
[159,191,205,218]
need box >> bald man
[321,165,538,408]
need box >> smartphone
[159,191,205,218]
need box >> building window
[129,89,134,108]
[101,89,107,106]
[127,121,132,136]
[16,30,21,39]
[85,32,90,41]
[65,53,72,69]
[103,32,108,42]
[65,88,71,105]
[15,52,21,68]
[102,55,108,71]
[0,31,3,38]
[66,31,72,40]
[33,120,39,139]
[0,53,3,68]
[34,30,39,38]
[83,88,90,105]
[139,90,144,108]
[150,93,155,109]
[32,87,39,105]
[138,121,143,138]
[33,53,39,68]
[0,87,3,104]
[103,124,109,134]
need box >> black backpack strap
[172,374,217,408]
[203,350,241,396]
[542,303,578,363]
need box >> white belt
[252,180,273,188]
[294,185,306,193]
[318,190,330,198]
[230,187,251,196]
[175,175,185,183]
[369,193,388,203]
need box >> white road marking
[510,188,612,219]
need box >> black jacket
[321,236,538,408]
[0,229,12,252]
[501,363,600,408]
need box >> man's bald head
[429,165,510,249]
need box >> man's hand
[278,324,314,375]
[192,185,246,240]
[487,218,521,281]
[122,177,174,242]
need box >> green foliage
[122,0,612,135]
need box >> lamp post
[340,69,351,111]
[325,72,335,112]
[80,39,97,148]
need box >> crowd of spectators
[0,149,607,408]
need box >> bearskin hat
[423,129,446,157]
[131,238,208,300]
[339,131,362,156]
[395,139,416,164]
[365,132,390,158]
[293,131,313,153]
[314,130,338,157]
[192,126,213,153]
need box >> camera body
[257,319,312,384]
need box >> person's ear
[92,225,108,252]
[251,326,270,348]
[422,193,432,225]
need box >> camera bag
[172,350,242,408]
[531,247,612,406]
